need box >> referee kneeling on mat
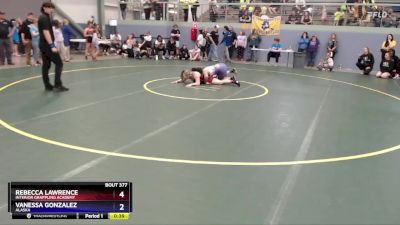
[39,1,68,92]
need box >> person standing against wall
[38,2,68,92]
[297,32,309,53]
[20,12,34,66]
[170,24,181,55]
[306,34,320,67]
[327,33,338,59]
[380,34,396,60]
[0,11,14,66]
[246,29,261,62]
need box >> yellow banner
[251,16,281,36]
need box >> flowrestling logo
[368,11,388,18]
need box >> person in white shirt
[110,32,122,54]
[295,0,306,9]
[196,29,207,60]
[126,34,138,58]
[235,31,247,61]
[143,31,152,57]
[52,19,66,61]
[317,52,334,72]
[154,35,166,60]
[189,45,201,61]
[91,25,101,61]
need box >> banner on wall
[251,16,281,36]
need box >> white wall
[105,0,120,24]
[52,0,98,24]
[0,0,42,19]
[53,0,120,25]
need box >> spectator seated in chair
[333,7,345,26]
[239,10,252,23]
[300,10,313,25]
[382,9,398,28]
[267,38,282,64]
[286,10,299,24]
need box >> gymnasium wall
[0,0,43,19]
[114,21,400,71]
[52,0,98,24]
[52,0,120,24]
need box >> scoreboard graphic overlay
[8,182,132,220]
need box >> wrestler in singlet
[192,63,229,83]
[191,67,214,84]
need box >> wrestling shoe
[45,85,54,91]
[54,86,69,92]
[231,76,240,87]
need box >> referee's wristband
[49,43,56,48]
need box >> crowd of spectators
[1,9,399,80]
[117,0,399,28]
[0,11,76,66]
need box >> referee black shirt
[38,12,54,51]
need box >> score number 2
[118,191,127,211]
